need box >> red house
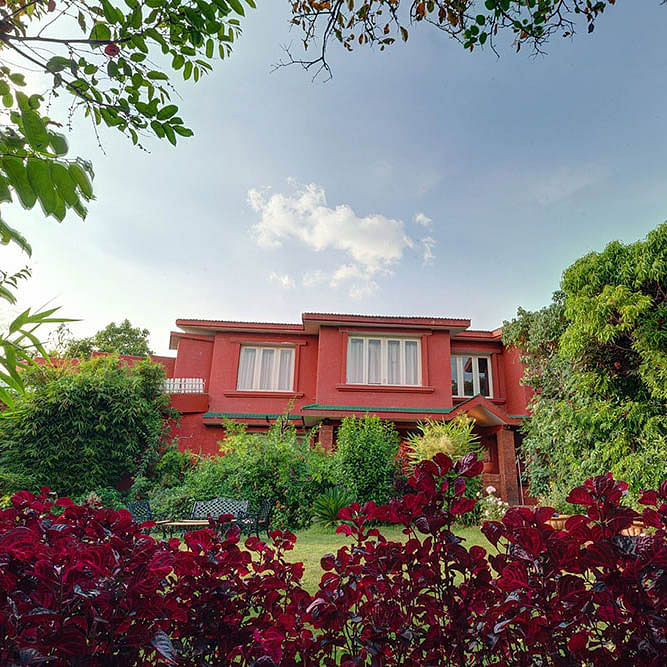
[164,313,532,504]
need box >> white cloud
[249,182,435,298]
[302,270,327,287]
[268,272,295,289]
[414,212,432,227]
[421,236,436,264]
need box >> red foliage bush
[1,455,665,665]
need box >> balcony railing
[164,377,205,394]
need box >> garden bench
[238,498,274,538]
[127,501,170,526]
[160,497,249,537]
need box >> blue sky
[2,2,665,355]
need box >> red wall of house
[201,331,319,415]
[172,337,213,388]
[314,327,455,410]
[501,346,533,416]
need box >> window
[451,355,493,398]
[237,345,294,391]
[346,337,420,386]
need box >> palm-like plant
[312,487,355,529]
[0,268,70,407]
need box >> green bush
[74,486,125,510]
[0,355,173,497]
[404,416,484,467]
[333,415,400,505]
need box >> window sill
[336,384,434,394]
[453,396,503,403]
[223,390,305,398]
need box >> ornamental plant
[0,460,665,665]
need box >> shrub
[0,355,173,497]
[73,486,124,510]
[1,463,666,664]
[333,415,400,505]
[404,415,484,466]
[312,487,355,529]
[477,484,509,522]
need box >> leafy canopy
[0,0,254,255]
[503,223,667,509]
[0,354,172,496]
[287,0,631,77]
[58,318,153,357]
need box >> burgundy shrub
[1,460,665,665]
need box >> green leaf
[206,39,214,59]
[2,93,12,108]
[26,158,57,216]
[46,56,75,74]
[163,123,176,146]
[0,81,9,96]
[227,0,245,15]
[51,162,78,207]
[89,23,112,43]
[9,73,25,86]
[0,176,12,203]
[150,120,165,138]
[49,132,69,156]
[1,157,36,209]
[0,217,31,256]
[146,71,169,81]
[157,105,178,120]
[22,110,50,151]
[173,126,194,137]
[68,162,94,200]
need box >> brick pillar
[497,427,520,505]
[319,423,334,452]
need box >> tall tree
[62,319,153,358]
[503,223,667,508]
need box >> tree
[0,0,253,256]
[287,1,644,77]
[0,354,172,496]
[61,318,153,357]
[503,222,667,508]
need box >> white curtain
[278,349,294,390]
[405,340,418,385]
[237,347,256,389]
[367,339,381,384]
[347,338,364,383]
[259,348,275,390]
[388,340,401,384]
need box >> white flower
[485,486,496,495]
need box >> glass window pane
[451,356,459,396]
[278,349,294,390]
[347,339,364,383]
[462,356,474,396]
[478,357,490,397]
[237,347,256,390]
[387,340,401,384]
[367,339,381,384]
[405,341,418,385]
[259,348,275,390]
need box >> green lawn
[286,524,493,592]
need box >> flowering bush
[1,459,665,665]
[477,484,509,522]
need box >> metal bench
[239,498,274,538]
[161,497,249,537]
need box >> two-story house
[163,313,532,504]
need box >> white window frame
[451,355,493,398]
[346,336,422,386]
[236,345,295,392]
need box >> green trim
[301,404,455,414]
[202,412,301,420]
[508,415,530,419]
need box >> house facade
[163,313,532,504]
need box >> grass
[286,524,493,592]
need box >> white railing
[164,377,205,394]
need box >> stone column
[497,426,520,505]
